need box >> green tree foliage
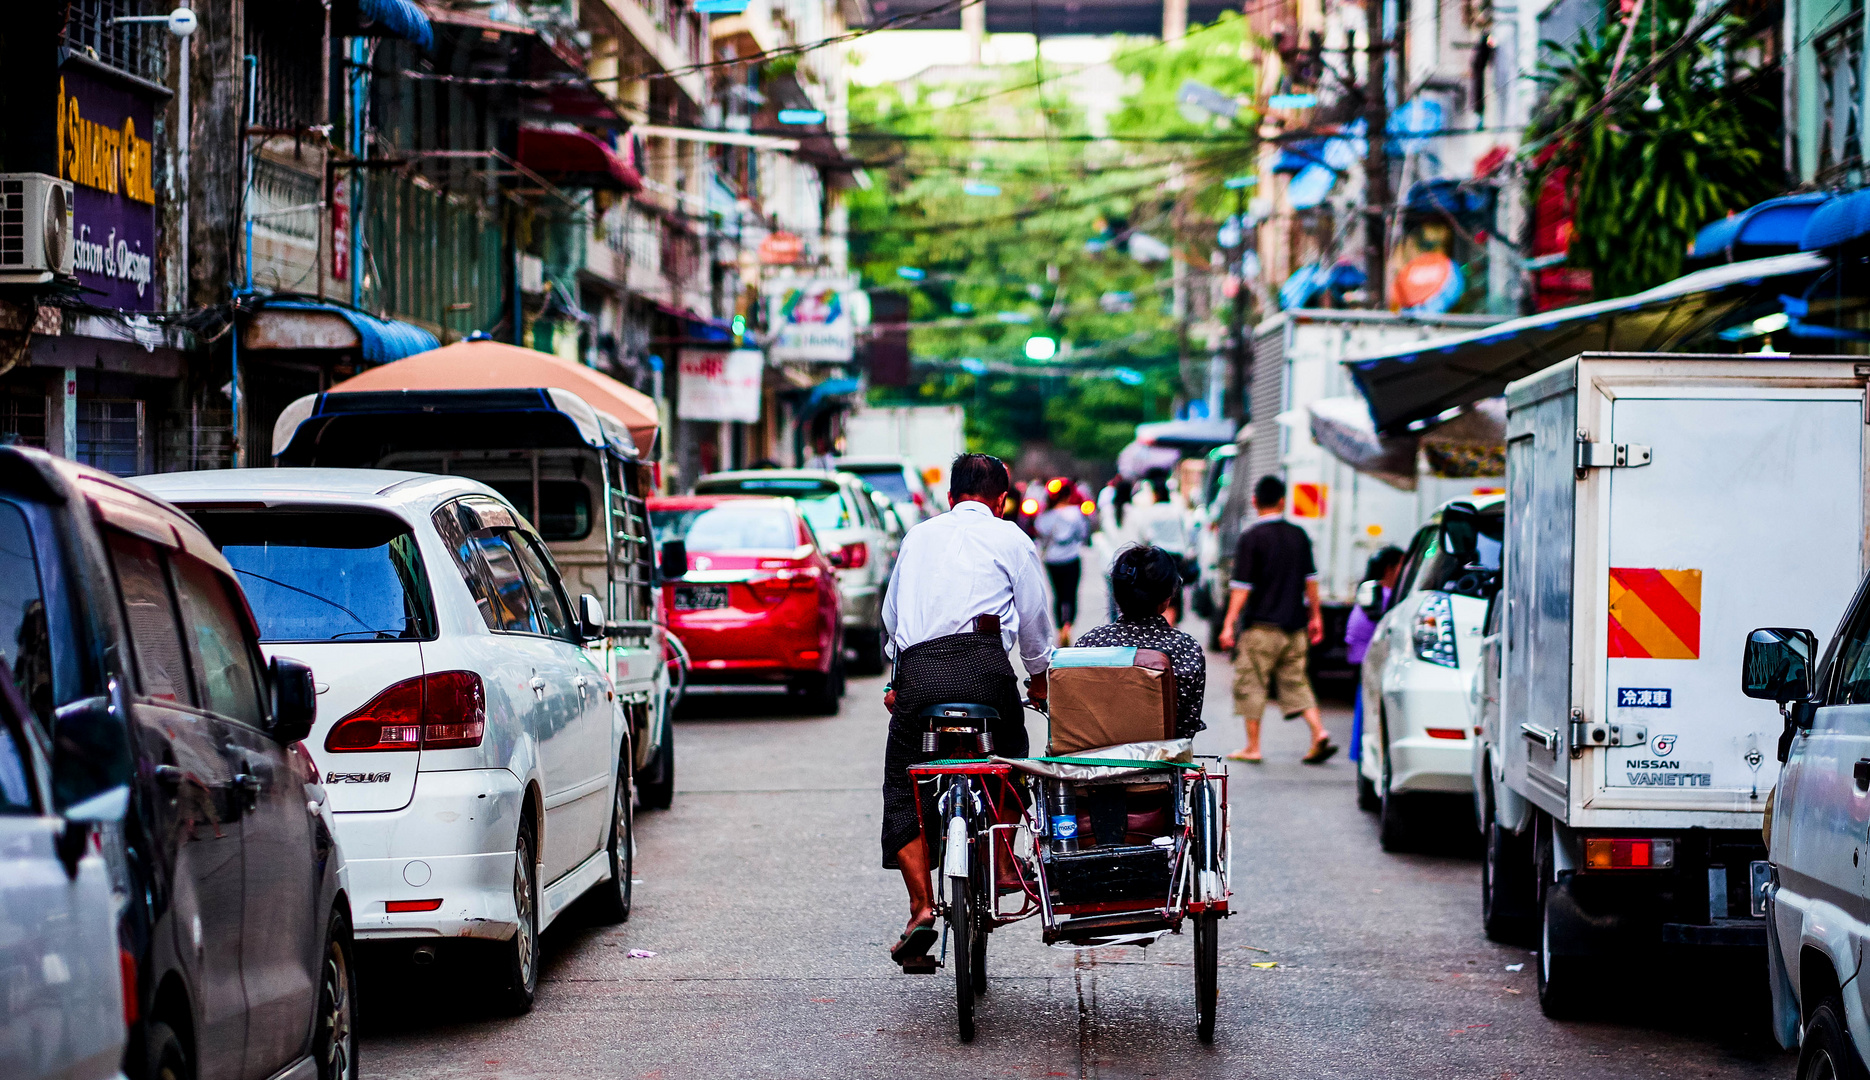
[848,15,1255,465]
[1527,0,1782,298]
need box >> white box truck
[841,404,966,502]
[1473,352,1867,1017]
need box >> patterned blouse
[1073,614,1207,737]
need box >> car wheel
[314,908,359,1080]
[1377,716,1411,852]
[1481,776,1535,945]
[589,760,634,924]
[637,725,675,811]
[148,1020,189,1080]
[1800,999,1867,1080]
[849,626,887,675]
[493,816,540,1015]
[800,655,845,715]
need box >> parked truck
[841,404,966,504]
[1204,309,1507,669]
[1472,352,1866,1016]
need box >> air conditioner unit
[0,174,75,285]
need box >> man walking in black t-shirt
[1217,476,1337,764]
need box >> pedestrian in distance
[1217,475,1338,765]
[1344,546,1406,764]
[1035,479,1090,646]
[877,453,1054,972]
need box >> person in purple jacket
[1346,546,1406,763]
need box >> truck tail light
[1584,837,1675,870]
[1425,727,1467,740]
[1412,592,1459,668]
[325,671,485,752]
[120,949,138,1025]
[386,899,444,912]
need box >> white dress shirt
[881,500,1055,674]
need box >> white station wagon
[136,468,631,1014]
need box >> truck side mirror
[1742,627,1817,703]
[579,593,607,641]
[268,656,317,745]
[659,539,688,581]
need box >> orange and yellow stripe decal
[1607,568,1702,660]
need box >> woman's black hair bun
[1109,544,1179,620]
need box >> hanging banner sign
[766,278,856,363]
[55,68,159,310]
[678,349,764,422]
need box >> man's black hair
[1253,474,1286,509]
[949,453,1011,502]
[1110,544,1181,620]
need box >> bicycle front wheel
[951,874,975,1042]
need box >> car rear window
[695,479,851,532]
[192,511,437,643]
[652,506,798,551]
[840,467,912,502]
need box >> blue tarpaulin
[259,300,440,366]
[1690,193,1831,260]
[357,0,433,49]
[1802,188,1870,250]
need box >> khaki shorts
[1232,624,1317,721]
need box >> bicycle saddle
[919,702,1002,722]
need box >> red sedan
[649,495,845,712]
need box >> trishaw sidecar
[906,646,1232,1043]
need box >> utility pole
[1361,16,1391,310]
[1226,179,1250,423]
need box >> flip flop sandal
[890,923,938,966]
[1223,750,1262,763]
[1303,740,1340,765]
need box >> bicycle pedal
[901,957,940,975]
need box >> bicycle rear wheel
[1193,911,1218,1042]
[951,874,975,1042]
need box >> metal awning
[1344,251,1828,434]
[516,127,642,193]
[244,300,439,365]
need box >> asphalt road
[361,611,1795,1079]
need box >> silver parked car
[0,673,127,1080]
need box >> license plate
[674,585,729,610]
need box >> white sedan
[1357,494,1503,851]
[137,469,631,1015]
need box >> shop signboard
[766,278,856,363]
[56,66,159,310]
[678,348,764,422]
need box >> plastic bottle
[1049,784,1080,852]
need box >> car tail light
[120,949,138,1025]
[1020,498,1040,516]
[1584,837,1675,870]
[325,671,485,752]
[750,565,820,603]
[1412,592,1459,668]
[1425,727,1467,740]
[912,491,926,510]
[837,542,869,569]
[386,899,444,912]
[1082,501,1096,515]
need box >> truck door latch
[1575,438,1652,469]
[1569,714,1648,751]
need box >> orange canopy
[327,339,660,457]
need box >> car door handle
[1855,759,1870,792]
[574,675,591,698]
[231,773,263,808]
[529,676,547,697]
[153,764,184,789]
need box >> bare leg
[1243,715,1262,758]
[1299,706,1329,747]
[896,840,937,937]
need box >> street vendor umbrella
[326,339,660,457]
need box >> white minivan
[137,469,631,1014]
[1357,495,1503,850]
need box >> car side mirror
[51,676,133,817]
[268,656,317,745]
[659,539,688,581]
[1355,579,1379,608]
[1742,627,1817,704]
[825,546,846,568]
[579,593,607,641]
[1439,503,1480,564]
